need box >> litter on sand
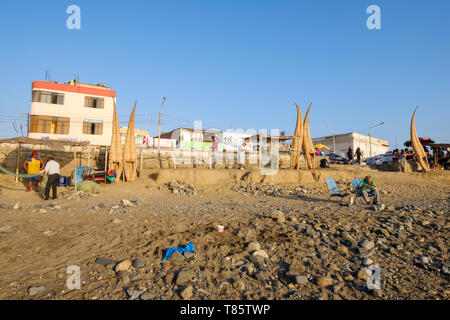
[162,241,195,261]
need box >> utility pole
[326,125,336,154]
[368,121,385,157]
[21,112,30,137]
[158,96,167,152]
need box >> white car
[367,153,393,165]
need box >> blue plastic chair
[325,177,349,204]
[58,175,68,187]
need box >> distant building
[160,127,223,150]
[28,80,116,145]
[312,132,389,158]
[119,127,149,148]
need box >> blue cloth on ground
[162,241,195,261]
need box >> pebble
[233,279,246,290]
[359,240,375,251]
[133,258,146,268]
[140,292,153,300]
[176,270,195,286]
[115,259,132,272]
[13,203,20,210]
[295,276,309,285]
[362,258,373,266]
[111,219,122,224]
[252,250,269,259]
[420,256,429,264]
[180,285,193,299]
[28,286,45,296]
[316,276,333,288]
[247,241,261,252]
[271,210,285,223]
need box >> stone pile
[165,181,198,196]
[232,182,308,197]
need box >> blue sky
[0,0,449,147]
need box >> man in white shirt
[43,156,60,200]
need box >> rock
[255,272,271,281]
[357,268,371,280]
[28,286,45,296]
[118,272,131,286]
[252,250,269,259]
[98,203,106,208]
[39,209,47,214]
[115,259,132,272]
[272,280,283,290]
[385,206,395,211]
[13,203,20,210]
[247,241,261,252]
[180,285,193,299]
[171,251,186,262]
[271,210,285,223]
[95,257,116,266]
[362,258,373,266]
[295,276,309,285]
[371,288,382,298]
[121,199,133,207]
[176,270,195,286]
[441,264,450,275]
[420,256,429,264]
[0,225,13,233]
[140,292,153,300]
[133,258,146,268]
[126,288,143,300]
[316,276,333,288]
[111,219,122,224]
[359,240,375,251]
[233,279,246,290]
[337,245,350,256]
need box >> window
[84,96,104,109]
[83,120,103,135]
[32,90,64,105]
[29,115,70,134]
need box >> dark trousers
[45,174,59,199]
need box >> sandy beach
[0,166,448,300]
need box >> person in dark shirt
[347,146,354,163]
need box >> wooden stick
[139,149,143,177]
[73,148,77,191]
[15,144,21,183]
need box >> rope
[0,165,43,178]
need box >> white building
[28,80,116,146]
[312,132,389,158]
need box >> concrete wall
[0,143,329,177]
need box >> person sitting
[357,175,380,205]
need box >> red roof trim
[32,81,116,98]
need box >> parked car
[327,153,349,164]
[366,153,393,165]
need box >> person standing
[43,156,60,200]
[355,147,362,164]
[238,141,246,170]
[347,146,354,164]
[209,136,219,169]
[23,151,44,192]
